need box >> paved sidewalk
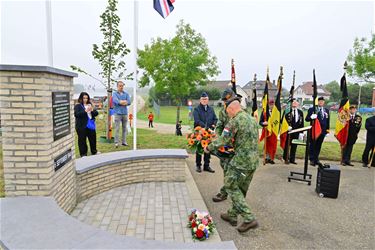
[71,182,195,242]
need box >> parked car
[302,104,313,110]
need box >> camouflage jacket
[208,110,259,171]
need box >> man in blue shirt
[112,81,131,147]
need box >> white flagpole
[133,0,139,150]
[45,0,53,67]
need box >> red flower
[196,229,204,238]
[191,221,197,228]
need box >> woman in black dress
[74,92,99,157]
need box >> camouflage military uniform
[208,110,259,222]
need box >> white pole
[133,0,139,150]
[45,0,53,67]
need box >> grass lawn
[0,116,367,197]
[137,106,371,130]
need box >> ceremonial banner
[335,73,350,146]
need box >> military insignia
[337,109,349,124]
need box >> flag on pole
[334,73,350,146]
[312,70,322,140]
[259,72,270,142]
[280,79,294,149]
[251,84,258,121]
[231,59,237,94]
[154,0,175,19]
[266,67,283,159]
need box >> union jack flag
[154,0,175,19]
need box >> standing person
[112,81,131,148]
[362,114,375,168]
[212,87,236,202]
[129,113,133,128]
[342,105,362,166]
[259,99,275,164]
[193,92,217,173]
[283,99,304,164]
[306,97,330,166]
[205,100,259,232]
[176,120,182,136]
[74,92,99,157]
[148,112,154,128]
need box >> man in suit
[193,92,218,173]
[259,100,275,164]
[306,96,330,166]
[362,114,375,168]
[342,105,362,166]
[283,99,304,164]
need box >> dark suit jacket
[193,104,217,129]
[285,109,304,130]
[365,115,375,142]
[347,114,362,145]
[259,110,271,127]
[306,107,330,135]
[74,103,98,131]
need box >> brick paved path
[71,182,195,242]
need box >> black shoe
[269,160,275,165]
[212,193,227,202]
[203,166,215,173]
[122,143,129,146]
[196,166,202,173]
[289,161,297,165]
[342,162,347,166]
[310,161,316,166]
[362,163,369,168]
[346,162,354,167]
[220,213,237,226]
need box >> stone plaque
[54,149,73,171]
[52,91,70,141]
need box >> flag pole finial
[231,59,234,66]
[254,73,257,82]
[280,66,283,78]
[292,70,296,86]
[343,61,348,73]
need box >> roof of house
[242,80,278,90]
[295,82,331,96]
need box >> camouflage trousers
[224,167,256,222]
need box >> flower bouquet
[187,209,215,241]
[186,126,215,154]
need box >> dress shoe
[220,213,237,226]
[196,166,202,173]
[122,143,129,146]
[344,162,354,167]
[289,161,297,165]
[310,161,316,166]
[362,163,369,168]
[342,162,347,166]
[212,193,227,202]
[203,166,215,173]
[269,160,275,164]
[237,219,259,232]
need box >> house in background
[242,80,278,103]
[205,80,249,107]
[294,82,331,104]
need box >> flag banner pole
[133,0,139,150]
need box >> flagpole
[263,67,269,165]
[45,0,53,67]
[341,61,349,165]
[133,0,139,150]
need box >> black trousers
[362,138,375,164]
[283,133,299,162]
[343,143,354,163]
[309,134,325,163]
[196,152,210,168]
[148,121,153,128]
[76,128,97,157]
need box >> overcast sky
[1,0,374,92]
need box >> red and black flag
[231,59,236,94]
[251,74,258,121]
[259,71,270,142]
[312,70,322,140]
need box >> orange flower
[190,134,195,139]
[188,139,195,146]
[218,146,225,152]
[196,135,202,141]
[195,126,202,131]
[201,140,208,148]
[202,130,209,137]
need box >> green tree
[347,34,375,83]
[71,0,132,140]
[325,80,340,102]
[137,20,220,122]
[347,83,374,106]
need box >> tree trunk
[176,100,181,124]
[106,89,112,140]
